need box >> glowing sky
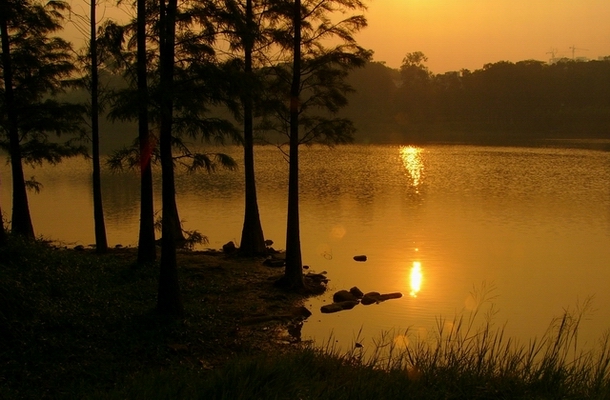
[357,0,610,73]
[64,0,610,74]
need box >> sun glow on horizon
[359,0,610,73]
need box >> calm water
[2,144,610,349]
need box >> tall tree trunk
[156,0,183,317]
[136,0,156,264]
[90,0,108,253]
[239,0,266,256]
[0,9,35,239]
[283,0,304,289]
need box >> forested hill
[76,57,610,152]
[341,58,610,145]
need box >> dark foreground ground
[0,238,319,398]
[3,237,610,399]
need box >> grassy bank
[2,237,610,399]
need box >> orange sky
[357,0,610,73]
[65,0,610,74]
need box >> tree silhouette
[396,51,433,127]
[0,0,86,239]
[285,0,303,289]
[90,0,109,253]
[239,0,267,256]
[218,0,269,256]
[136,0,156,263]
[157,0,183,317]
[265,0,370,289]
[0,0,32,238]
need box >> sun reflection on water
[399,146,424,188]
[409,261,423,297]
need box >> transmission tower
[569,45,588,59]
[546,47,558,63]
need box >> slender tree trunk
[283,0,304,289]
[136,0,156,264]
[239,0,266,256]
[156,0,183,317]
[90,0,108,253]
[0,9,35,239]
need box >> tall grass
[340,286,610,398]
[95,285,610,399]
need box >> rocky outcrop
[333,290,359,303]
[321,300,359,313]
[379,292,403,301]
[361,291,403,305]
[360,291,381,305]
[349,286,364,298]
[320,287,402,313]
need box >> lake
[2,144,610,351]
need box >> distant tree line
[342,53,610,144]
[60,53,610,150]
